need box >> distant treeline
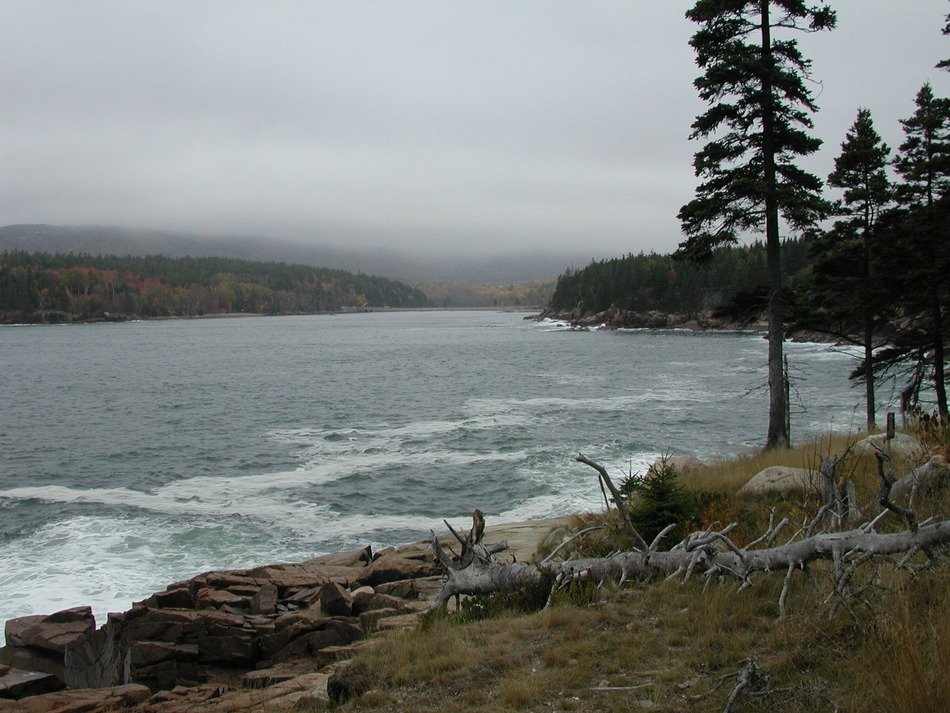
[0,252,428,322]
[547,239,809,316]
[419,279,555,309]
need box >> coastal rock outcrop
[0,665,64,700]
[1,518,559,711]
[648,456,705,476]
[890,456,950,501]
[0,541,442,710]
[535,307,764,333]
[1,606,95,683]
[737,466,819,496]
[0,683,151,712]
[854,433,925,462]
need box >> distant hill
[0,251,428,323]
[0,224,587,287]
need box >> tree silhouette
[677,0,835,449]
[808,108,892,431]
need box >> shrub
[624,458,699,546]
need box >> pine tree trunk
[863,219,876,432]
[761,1,789,449]
[864,321,876,432]
[934,295,948,422]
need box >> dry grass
[683,432,864,495]
[333,562,947,712]
[679,430,927,500]
[324,426,948,712]
[333,561,948,712]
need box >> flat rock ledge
[0,517,563,712]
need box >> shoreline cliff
[0,519,564,711]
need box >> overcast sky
[2,1,948,258]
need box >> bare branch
[778,562,797,617]
[649,524,679,552]
[875,453,917,532]
[428,514,950,614]
[540,526,605,566]
[443,519,467,547]
[576,453,649,551]
[723,659,757,713]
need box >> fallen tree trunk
[429,516,950,611]
[428,456,950,615]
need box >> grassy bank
[303,427,949,712]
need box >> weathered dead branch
[575,453,648,550]
[875,452,918,532]
[723,659,757,713]
[539,526,604,566]
[427,457,950,616]
[428,510,949,614]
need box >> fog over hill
[0,224,595,287]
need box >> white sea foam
[786,342,864,361]
[0,449,530,524]
[0,444,662,624]
[529,318,574,332]
[2,314,869,627]
[269,412,531,450]
[496,449,661,522]
[466,389,706,418]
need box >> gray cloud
[1,1,947,258]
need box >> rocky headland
[0,519,564,712]
[533,306,766,333]
[532,307,855,344]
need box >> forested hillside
[546,238,808,317]
[0,252,428,323]
[0,224,582,287]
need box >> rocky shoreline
[0,518,564,712]
[532,307,842,344]
[534,306,766,333]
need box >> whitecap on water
[528,318,574,332]
[0,449,530,523]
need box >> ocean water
[0,311,880,623]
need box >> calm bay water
[0,311,877,622]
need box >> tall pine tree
[891,84,950,422]
[938,11,949,71]
[677,0,835,449]
[808,108,891,431]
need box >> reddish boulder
[146,588,195,610]
[0,645,64,682]
[355,547,439,587]
[358,608,400,634]
[319,582,353,617]
[373,579,419,599]
[196,588,247,611]
[63,618,128,689]
[0,665,64,700]
[250,584,278,615]
[4,607,95,655]
[0,683,149,712]
[352,592,406,616]
[269,619,361,663]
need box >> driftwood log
[428,455,949,616]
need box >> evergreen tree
[938,11,949,72]
[808,108,891,431]
[890,84,950,422]
[676,0,835,449]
